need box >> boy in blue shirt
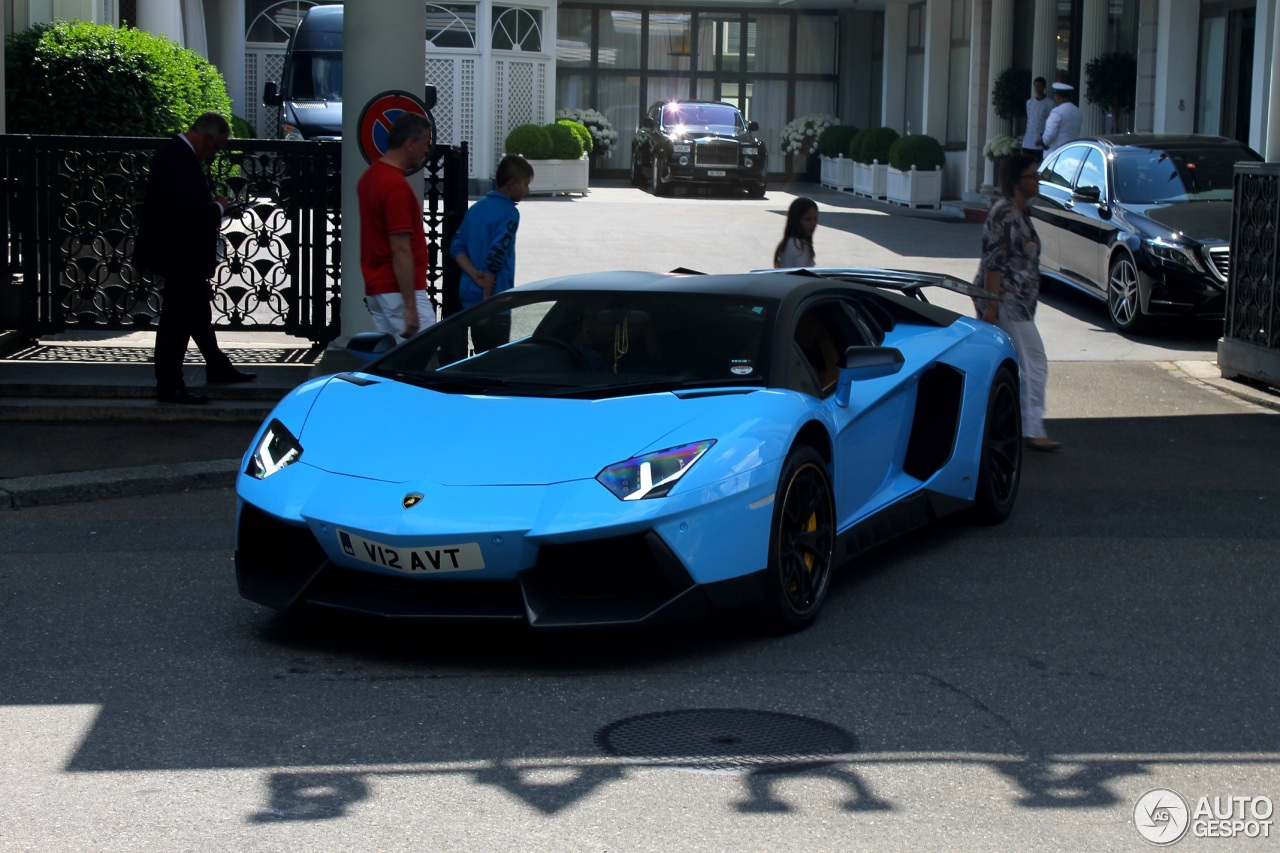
[450,154,534,352]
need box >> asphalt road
[1,360,1277,852]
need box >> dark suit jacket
[133,135,223,280]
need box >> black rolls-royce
[631,100,768,198]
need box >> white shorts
[365,291,437,343]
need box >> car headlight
[246,418,303,479]
[1146,237,1204,272]
[282,124,304,142]
[672,143,691,154]
[742,147,759,156]
[743,157,755,168]
[596,440,715,501]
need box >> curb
[0,459,240,509]
[1168,361,1280,414]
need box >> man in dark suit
[134,112,256,404]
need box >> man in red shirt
[356,112,435,341]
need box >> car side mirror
[347,331,397,361]
[834,346,905,408]
[1072,185,1102,203]
[263,81,280,107]
[747,120,759,132]
[641,118,655,131]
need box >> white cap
[1051,82,1073,93]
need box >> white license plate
[336,530,485,574]
[707,170,727,177]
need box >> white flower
[555,108,617,156]
[780,113,840,156]
[983,135,1019,160]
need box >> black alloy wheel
[1107,252,1146,332]
[759,445,835,632]
[971,364,1022,523]
[650,155,667,197]
[630,151,644,187]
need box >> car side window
[790,300,869,398]
[1075,148,1107,197]
[1043,145,1086,189]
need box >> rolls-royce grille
[696,141,739,168]
[1206,246,1230,282]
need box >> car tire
[970,364,1022,523]
[747,183,767,199]
[630,152,643,187]
[650,157,668,197]
[1107,252,1147,332]
[758,445,835,633]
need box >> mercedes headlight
[282,124,304,142]
[1146,237,1204,272]
[246,418,303,479]
[596,440,715,501]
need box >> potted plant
[781,113,839,181]
[516,121,590,196]
[817,124,859,191]
[851,126,898,200]
[991,66,1031,136]
[555,108,619,167]
[982,134,1019,187]
[885,133,946,209]
[1084,51,1137,133]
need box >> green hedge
[504,124,552,160]
[817,124,859,158]
[556,119,593,155]
[545,122,585,159]
[852,127,899,164]
[5,20,232,136]
[888,134,946,171]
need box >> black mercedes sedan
[1031,134,1261,331]
[630,100,768,198]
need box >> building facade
[3,0,1276,197]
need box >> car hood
[294,375,772,485]
[284,101,342,137]
[669,129,760,144]
[1122,200,1233,244]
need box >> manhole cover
[596,708,857,773]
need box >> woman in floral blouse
[975,153,1060,451]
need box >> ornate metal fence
[0,135,468,346]
[1221,163,1280,388]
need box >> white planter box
[525,156,590,197]
[885,166,943,209]
[853,161,888,199]
[819,155,856,191]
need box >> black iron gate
[1221,162,1280,388]
[0,135,468,346]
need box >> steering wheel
[529,335,592,370]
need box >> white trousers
[997,312,1049,439]
[365,291,436,343]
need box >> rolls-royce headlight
[679,155,690,166]
[596,440,715,501]
[743,157,755,168]
[743,147,759,156]
[672,143,691,154]
[246,418,303,479]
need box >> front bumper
[1141,262,1227,319]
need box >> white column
[1132,0,1159,132]
[1265,0,1280,159]
[1030,0,1056,84]
[213,0,246,119]
[340,0,428,341]
[982,0,1013,191]
[1151,0,1198,134]
[1078,0,1107,135]
[967,0,992,197]
[136,0,184,45]
[921,0,950,139]
[881,2,908,133]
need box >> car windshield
[285,51,342,101]
[660,104,745,134]
[369,289,776,398]
[1112,145,1260,203]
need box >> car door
[1030,145,1088,275]
[632,104,661,177]
[791,298,915,530]
[1055,146,1117,296]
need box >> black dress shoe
[156,388,210,405]
[206,367,257,384]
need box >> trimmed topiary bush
[504,123,553,160]
[853,127,899,164]
[556,119,593,155]
[817,124,860,158]
[5,20,232,136]
[888,134,946,171]
[991,67,1032,131]
[544,122,585,160]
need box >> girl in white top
[773,197,818,268]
